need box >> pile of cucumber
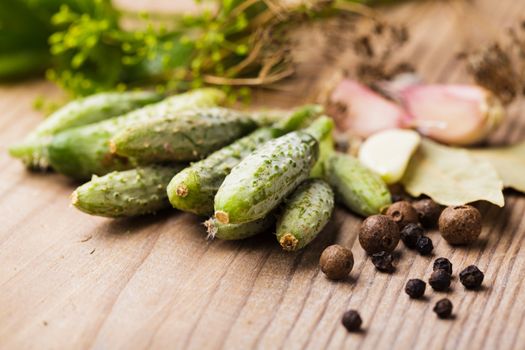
[10,88,392,251]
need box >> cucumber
[110,108,257,163]
[9,90,162,169]
[72,165,185,217]
[48,88,224,179]
[167,105,322,216]
[204,215,275,240]
[276,179,334,251]
[324,152,392,217]
[214,116,334,224]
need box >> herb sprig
[1,0,400,96]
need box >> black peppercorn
[429,269,451,291]
[405,279,426,298]
[433,298,453,319]
[342,309,362,332]
[416,236,433,255]
[391,194,404,203]
[400,223,424,249]
[459,265,484,289]
[371,251,395,273]
[433,257,453,274]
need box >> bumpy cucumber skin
[325,153,392,217]
[214,117,333,224]
[48,89,224,180]
[276,179,334,251]
[9,91,162,169]
[72,165,185,217]
[110,108,256,163]
[167,105,323,217]
[168,128,277,216]
[204,215,274,240]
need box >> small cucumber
[167,105,322,216]
[72,165,185,217]
[9,90,162,169]
[324,152,392,217]
[48,88,224,180]
[204,215,275,240]
[214,116,334,224]
[110,108,257,163]
[276,179,334,251]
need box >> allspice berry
[320,245,354,280]
[359,215,400,254]
[412,199,442,228]
[439,205,482,245]
[385,201,419,229]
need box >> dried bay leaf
[401,139,504,207]
[470,141,525,193]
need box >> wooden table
[1,1,524,349]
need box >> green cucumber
[9,90,162,169]
[48,88,224,180]
[167,105,323,216]
[324,152,392,217]
[214,116,334,224]
[72,165,185,217]
[310,132,335,178]
[204,215,275,240]
[110,108,257,163]
[276,179,334,251]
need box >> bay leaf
[401,139,504,207]
[470,141,525,193]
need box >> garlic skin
[358,129,421,184]
[401,84,505,146]
[328,79,411,138]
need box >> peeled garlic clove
[358,129,421,184]
[328,79,411,137]
[401,84,505,146]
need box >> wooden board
[1,1,525,349]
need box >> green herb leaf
[401,139,504,207]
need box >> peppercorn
[433,298,453,319]
[385,201,419,229]
[415,236,433,255]
[371,251,395,273]
[439,205,482,245]
[412,199,442,228]
[459,265,484,289]
[405,279,426,298]
[400,223,424,249]
[391,194,404,203]
[429,269,451,291]
[320,245,354,280]
[342,309,362,332]
[433,257,453,274]
[359,215,400,254]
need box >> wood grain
[1,1,525,349]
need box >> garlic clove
[401,84,505,146]
[358,129,421,184]
[327,79,411,138]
